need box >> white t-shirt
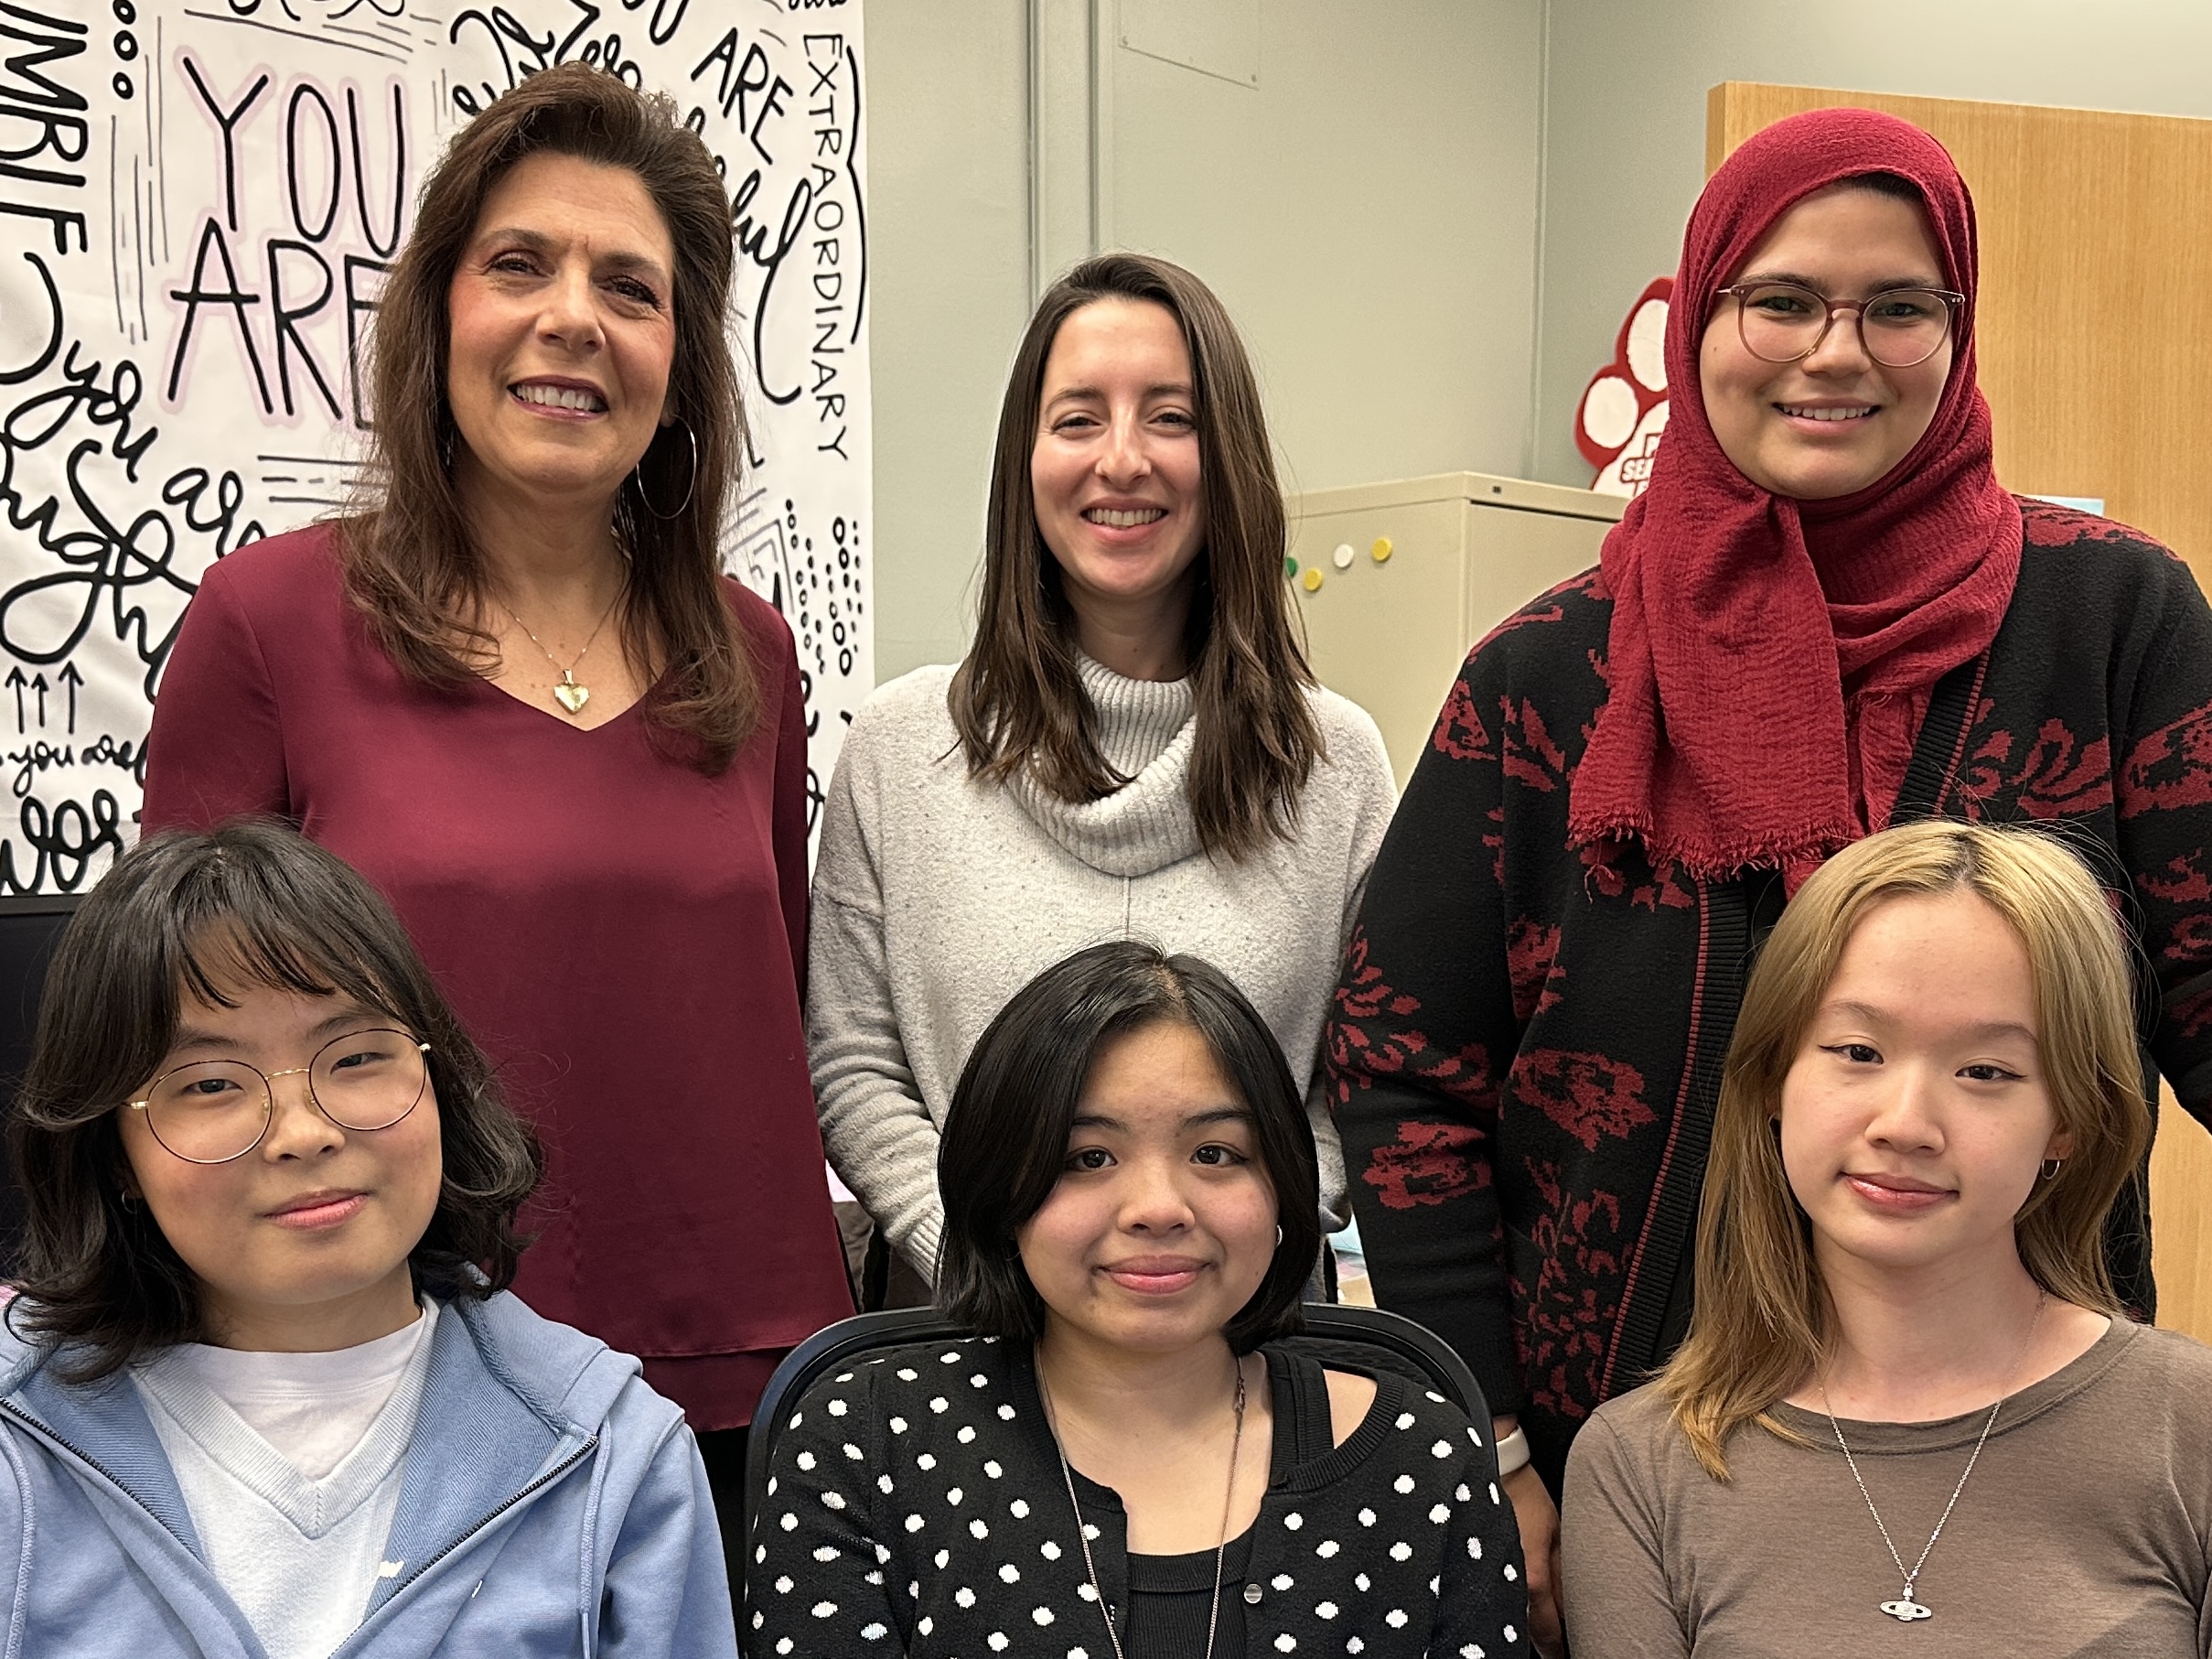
[134,1301,438,1659]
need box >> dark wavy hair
[5,821,543,1381]
[937,941,1320,1352]
[343,61,758,772]
[949,253,1325,862]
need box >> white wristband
[1493,1426,1530,1477]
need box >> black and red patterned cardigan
[1325,499,2212,1492]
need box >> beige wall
[1109,1,1542,503]
[864,1,1034,682]
[865,0,1541,679]
[1531,0,2212,486]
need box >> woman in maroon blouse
[140,63,853,1553]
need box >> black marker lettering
[285,81,340,242]
[165,218,270,411]
[179,55,266,233]
[266,240,341,421]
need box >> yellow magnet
[1370,536,1393,564]
[1301,566,1324,593]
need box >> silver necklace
[1820,1291,2045,1623]
[1037,1352,1248,1659]
[499,588,622,716]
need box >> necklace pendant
[1879,1599,1933,1622]
[553,673,590,715]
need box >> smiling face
[1017,1018,1277,1358]
[117,975,442,1352]
[1779,888,2071,1291]
[1029,297,1208,660]
[446,150,677,525]
[1698,182,1955,500]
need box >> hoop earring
[635,421,697,521]
[2040,1157,2065,1181]
[118,1188,140,1214]
[1275,1223,1284,1247]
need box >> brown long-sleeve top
[1562,1317,2212,1657]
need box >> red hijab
[1566,107,2021,889]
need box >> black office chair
[0,895,79,1262]
[741,1301,1496,1579]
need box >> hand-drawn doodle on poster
[0,0,869,892]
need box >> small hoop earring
[118,1189,140,1214]
[2040,1157,2065,1181]
[635,421,697,521]
[1275,1223,1284,1247]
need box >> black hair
[1844,169,1925,203]
[936,941,1320,1352]
[5,819,543,1381]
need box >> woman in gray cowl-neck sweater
[807,253,1395,1289]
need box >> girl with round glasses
[1563,821,2212,1654]
[1326,106,2212,1654]
[0,822,737,1657]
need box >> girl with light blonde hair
[1562,820,2212,1655]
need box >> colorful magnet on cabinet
[1284,555,1298,577]
[1370,537,1393,563]
[1332,543,1355,570]
[1301,567,1324,592]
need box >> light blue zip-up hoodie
[0,1289,738,1659]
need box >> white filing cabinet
[1287,472,1626,787]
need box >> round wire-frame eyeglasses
[1713,280,1965,369]
[126,1029,433,1165]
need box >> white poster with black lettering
[0,0,868,891]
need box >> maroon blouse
[142,523,854,1429]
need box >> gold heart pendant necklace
[503,587,623,719]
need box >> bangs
[172,920,389,1018]
[160,856,411,1034]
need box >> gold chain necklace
[499,588,622,716]
[1038,1351,1249,1659]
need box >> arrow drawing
[5,668,22,736]
[57,663,81,735]
[31,673,48,730]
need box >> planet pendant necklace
[1820,1290,2045,1623]
[501,587,622,716]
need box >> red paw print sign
[1575,278,1673,498]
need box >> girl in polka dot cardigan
[753,943,1527,1657]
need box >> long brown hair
[1660,821,2148,1479]
[343,62,757,771]
[949,253,1322,862]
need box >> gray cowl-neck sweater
[1001,654,1201,875]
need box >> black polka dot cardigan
[748,1335,1529,1658]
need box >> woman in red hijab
[1326,107,2212,1654]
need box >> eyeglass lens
[141,1029,428,1164]
[1734,282,1952,368]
